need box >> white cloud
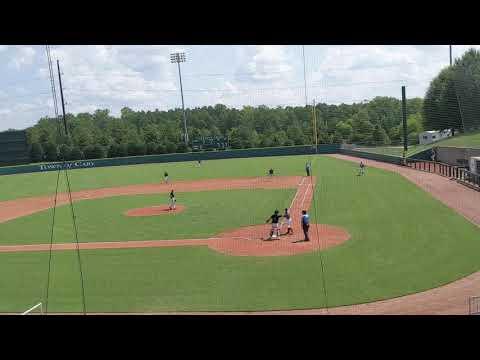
[238,45,295,82]
[47,45,179,112]
[9,46,36,69]
[3,45,480,131]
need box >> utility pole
[449,45,453,66]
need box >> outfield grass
[440,131,480,148]
[355,131,480,158]
[0,156,312,202]
[1,154,480,312]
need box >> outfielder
[358,161,365,176]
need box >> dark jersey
[270,214,281,224]
[170,191,175,199]
[284,211,291,219]
[269,169,274,175]
[165,172,169,177]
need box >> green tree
[29,143,44,162]
[335,121,353,140]
[43,142,58,162]
[156,144,166,154]
[423,48,480,132]
[58,144,72,161]
[127,142,147,156]
[372,125,391,145]
[84,145,106,159]
[176,143,190,153]
[407,113,423,135]
[69,146,84,160]
[165,142,177,153]
[146,142,158,155]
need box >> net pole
[312,99,318,153]
[402,86,408,164]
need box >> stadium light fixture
[170,52,188,145]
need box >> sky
[0,45,479,131]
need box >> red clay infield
[0,175,350,257]
[124,205,186,217]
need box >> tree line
[26,97,425,162]
[423,48,480,134]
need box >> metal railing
[406,159,480,190]
[469,296,480,315]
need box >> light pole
[302,45,308,107]
[449,45,453,66]
[170,52,188,145]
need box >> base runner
[282,208,293,235]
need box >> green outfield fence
[0,144,340,176]
[0,130,30,166]
[338,148,404,165]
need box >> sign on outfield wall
[38,161,96,171]
[0,144,341,176]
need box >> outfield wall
[0,144,340,176]
[408,148,434,161]
[0,130,30,166]
[338,149,404,165]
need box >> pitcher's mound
[124,205,186,217]
[207,223,350,256]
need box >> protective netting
[2,45,480,314]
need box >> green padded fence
[339,149,404,165]
[0,144,340,176]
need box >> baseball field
[1,154,480,313]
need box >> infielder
[164,171,169,183]
[169,189,176,210]
[306,161,311,177]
